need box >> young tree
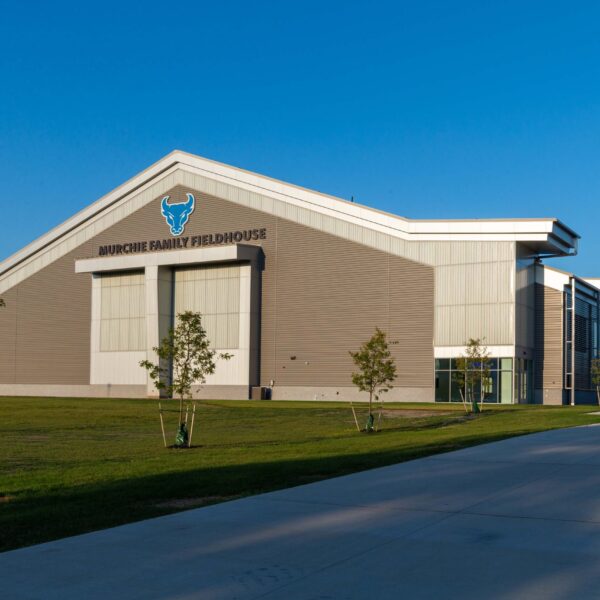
[349,327,397,431]
[451,365,470,414]
[140,311,231,447]
[592,358,600,405]
[456,338,491,413]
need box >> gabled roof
[0,150,580,293]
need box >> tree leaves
[453,337,491,410]
[140,311,232,419]
[349,327,397,416]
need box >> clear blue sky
[1,1,599,274]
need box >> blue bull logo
[161,193,195,236]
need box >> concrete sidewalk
[2,425,600,599]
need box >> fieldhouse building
[0,151,598,405]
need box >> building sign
[161,193,195,236]
[97,228,267,256]
[97,190,267,256]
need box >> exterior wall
[534,283,564,401]
[171,263,256,388]
[0,250,92,385]
[572,294,598,391]
[0,154,584,404]
[0,185,435,399]
[431,241,515,347]
[515,247,536,354]
[266,218,434,389]
[271,386,433,403]
[0,384,147,398]
[0,286,17,384]
[1,165,518,350]
[534,388,565,405]
[91,272,147,385]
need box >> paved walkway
[3,425,600,599]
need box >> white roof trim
[583,278,600,290]
[0,150,580,292]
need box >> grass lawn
[1,397,599,553]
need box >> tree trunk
[480,381,484,412]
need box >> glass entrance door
[514,358,533,403]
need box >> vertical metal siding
[534,283,564,389]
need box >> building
[0,151,598,404]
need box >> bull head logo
[161,193,195,236]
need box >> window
[435,356,514,404]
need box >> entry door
[515,358,532,403]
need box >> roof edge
[0,150,581,278]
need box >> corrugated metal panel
[534,283,563,389]
[99,271,146,352]
[434,302,513,347]
[0,287,18,383]
[174,264,241,349]
[433,260,514,345]
[12,248,92,385]
[515,262,536,349]
[270,218,434,387]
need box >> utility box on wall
[251,386,270,400]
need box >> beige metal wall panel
[515,260,536,350]
[271,219,434,388]
[0,287,18,383]
[12,250,92,385]
[388,257,435,386]
[99,271,146,352]
[174,265,241,349]
[534,283,564,390]
[432,259,515,346]
[434,302,513,347]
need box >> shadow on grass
[0,425,541,553]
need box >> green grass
[1,397,599,553]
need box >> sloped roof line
[0,150,580,280]
[0,152,182,277]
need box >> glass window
[435,358,450,370]
[450,374,465,403]
[437,356,515,404]
[482,371,498,403]
[435,370,450,402]
[486,358,498,370]
[500,370,513,403]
